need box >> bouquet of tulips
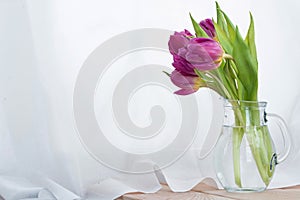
[166,2,274,187]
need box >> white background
[0,0,300,199]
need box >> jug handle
[267,113,291,164]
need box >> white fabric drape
[0,0,300,199]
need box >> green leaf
[163,71,171,77]
[223,62,238,98]
[237,79,247,100]
[232,26,258,100]
[214,62,238,99]
[227,60,247,100]
[220,10,236,41]
[213,20,233,54]
[245,12,258,67]
[215,2,228,35]
[189,13,209,38]
[195,69,217,84]
[229,60,239,77]
[194,68,204,78]
[195,69,225,96]
[194,68,208,80]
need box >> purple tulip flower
[168,33,224,75]
[200,18,216,39]
[170,70,205,95]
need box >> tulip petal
[200,18,216,38]
[174,88,197,95]
[168,30,224,75]
[170,70,205,95]
[168,35,188,55]
[172,52,196,76]
[185,38,223,70]
[171,70,196,88]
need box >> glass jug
[214,99,291,192]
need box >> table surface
[1,184,299,200]
[118,183,300,200]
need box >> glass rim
[224,99,267,108]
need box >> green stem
[232,125,243,187]
[232,103,245,188]
[205,71,232,99]
[202,67,274,187]
[244,108,274,186]
[206,70,245,187]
